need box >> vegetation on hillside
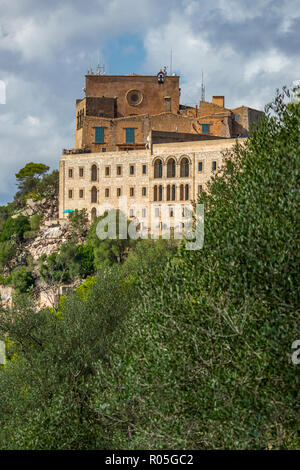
[0,90,299,449]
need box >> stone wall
[59,139,238,233]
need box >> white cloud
[244,50,291,82]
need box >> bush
[10,266,34,293]
[0,216,30,242]
[0,267,134,449]
[30,214,43,231]
[0,241,16,270]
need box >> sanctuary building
[59,70,263,233]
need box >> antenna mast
[170,49,173,75]
[201,71,205,101]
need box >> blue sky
[0,0,299,205]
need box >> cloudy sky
[0,0,299,205]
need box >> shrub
[10,266,34,293]
[0,241,16,270]
[0,216,30,242]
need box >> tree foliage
[0,90,298,450]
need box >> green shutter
[201,123,210,134]
[94,127,104,143]
[125,128,135,144]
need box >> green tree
[87,210,136,270]
[10,266,34,293]
[15,162,50,199]
[68,209,89,237]
[0,215,30,242]
[0,267,134,449]
[0,241,16,270]
[90,89,299,450]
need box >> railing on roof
[62,148,91,155]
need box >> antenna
[88,57,94,75]
[170,49,173,75]
[201,71,205,101]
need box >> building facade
[59,71,261,233]
[59,139,237,234]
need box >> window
[198,185,203,195]
[180,158,189,177]
[68,168,73,178]
[154,185,158,201]
[68,189,73,199]
[117,188,121,197]
[167,158,176,178]
[130,165,135,175]
[180,184,184,201]
[117,165,122,176]
[159,185,163,201]
[201,123,211,134]
[154,159,163,178]
[164,97,171,112]
[91,165,97,182]
[185,184,189,201]
[102,148,106,152]
[155,208,160,217]
[129,209,134,217]
[91,186,97,203]
[94,126,105,144]
[105,188,110,198]
[91,207,97,221]
[198,161,203,172]
[142,208,147,218]
[142,164,147,174]
[105,166,110,176]
[79,167,84,178]
[79,189,84,199]
[212,161,217,171]
[124,127,135,144]
[142,187,147,196]
[167,185,171,201]
[169,207,174,217]
[130,187,134,197]
[235,114,240,121]
[172,184,176,201]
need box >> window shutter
[201,123,210,134]
[94,127,104,143]
[126,128,135,144]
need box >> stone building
[59,71,262,234]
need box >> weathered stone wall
[85,74,180,117]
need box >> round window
[126,89,143,106]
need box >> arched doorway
[91,164,97,182]
[180,157,189,177]
[91,207,97,221]
[167,158,176,178]
[91,186,97,203]
[154,159,163,178]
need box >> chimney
[212,96,225,108]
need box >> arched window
[91,164,97,182]
[167,185,171,201]
[91,207,97,221]
[180,184,184,201]
[154,185,158,201]
[154,159,163,178]
[180,157,189,177]
[91,186,97,203]
[159,185,163,201]
[167,158,176,178]
[172,184,176,201]
[185,184,189,200]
